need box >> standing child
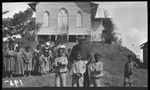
[123,55,138,87]
[54,47,68,87]
[66,48,72,71]
[88,53,104,87]
[38,53,46,75]
[32,45,41,75]
[23,46,33,77]
[71,52,88,87]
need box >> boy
[88,53,103,87]
[23,46,33,77]
[66,48,72,71]
[123,55,138,87]
[71,52,88,87]
[54,48,68,87]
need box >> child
[39,51,50,75]
[32,45,41,75]
[123,55,138,87]
[66,48,72,71]
[23,46,33,77]
[71,52,88,87]
[38,53,46,75]
[88,53,103,87]
[54,48,68,87]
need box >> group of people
[3,36,139,87]
[52,36,105,87]
[3,42,49,78]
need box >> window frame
[57,8,69,35]
[76,11,83,28]
[43,11,50,27]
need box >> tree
[3,7,41,37]
[2,18,13,37]
[101,18,117,44]
[3,7,41,48]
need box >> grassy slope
[90,43,147,87]
[2,42,147,87]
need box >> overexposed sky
[2,2,30,18]
[2,2,148,59]
[97,2,147,60]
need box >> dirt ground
[2,72,107,87]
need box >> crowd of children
[3,39,139,87]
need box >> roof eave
[27,2,38,12]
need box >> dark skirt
[3,56,15,72]
[83,66,90,87]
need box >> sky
[2,2,148,60]
[96,2,147,61]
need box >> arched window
[58,8,68,34]
[43,11,49,27]
[76,11,82,27]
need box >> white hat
[15,44,19,47]
[58,45,66,49]
[46,42,50,46]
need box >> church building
[28,2,105,42]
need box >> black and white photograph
[2,1,148,88]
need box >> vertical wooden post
[76,35,78,42]
[67,34,69,42]
[55,35,57,41]
[35,35,38,41]
[49,35,51,41]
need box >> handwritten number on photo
[4,79,23,87]
[14,80,19,87]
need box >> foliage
[3,8,41,37]
[3,7,41,48]
[102,18,117,44]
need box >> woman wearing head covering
[14,45,25,76]
[3,43,15,78]
[41,42,52,74]
[38,51,49,75]
[32,44,41,75]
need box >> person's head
[68,48,72,53]
[76,52,82,61]
[36,45,41,50]
[4,44,9,51]
[43,51,48,57]
[128,55,134,62]
[94,53,102,62]
[45,42,50,47]
[78,36,86,44]
[16,46,20,52]
[25,46,30,52]
[54,41,58,46]
[57,48,64,57]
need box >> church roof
[27,2,99,18]
[140,41,148,49]
[27,2,38,11]
[90,3,99,19]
